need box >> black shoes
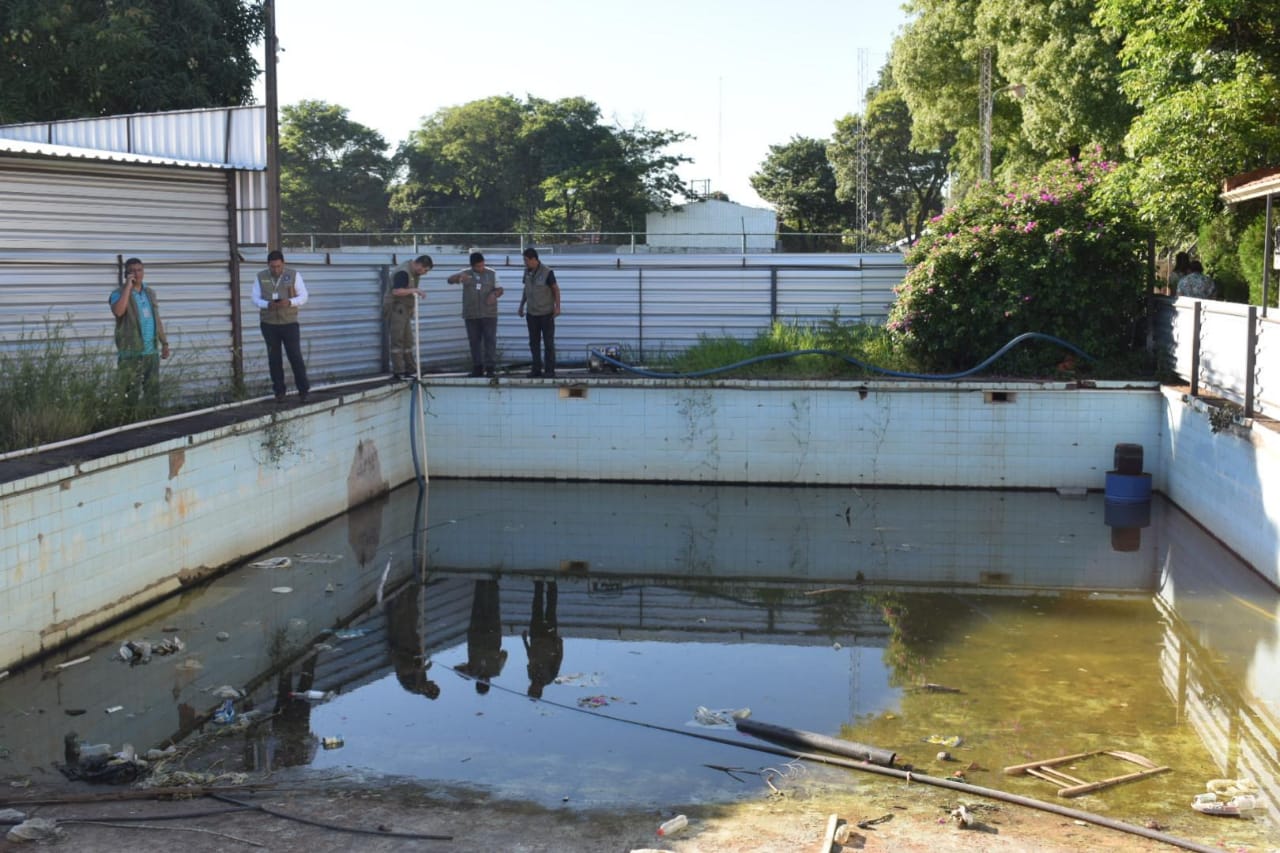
[484,368,496,378]
[468,367,484,378]
[298,391,309,404]
[526,369,543,378]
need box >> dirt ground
[1,770,1253,853]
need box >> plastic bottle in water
[291,690,329,701]
[657,815,688,836]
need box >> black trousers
[464,317,498,370]
[260,321,310,396]
[525,313,556,373]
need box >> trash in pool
[6,818,62,842]
[656,814,688,836]
[577,695,612,708]
[331,628,371,639]
[250,556,292,569]
[290,690,331,702]
[689,706,751,727]
[324,583,336,594]
[925,734,962,748]
[553,672,600,687]
[936,751,952,761]
[211,685,244,699]
[55,655,90,670]
[322,736,344,750]
[1192,793,1257,816]
[216,631,231,641]
[950,804,974,828]
[0,808,27,823]
[1205,778,1258,797]
[64,708,86,717]
[293,553,342,564]
[271,587,293,594]
[212,699,236,724]
[104,706,123,714]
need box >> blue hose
[589,332,1094,381]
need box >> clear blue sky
[255,0,908,211]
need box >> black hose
[448,669,1224,853]
[209,792,452,842]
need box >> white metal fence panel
[1153,296,1278,417]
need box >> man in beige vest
[447,252,504,377]
[253,249,311,403]
[386,255,432,379]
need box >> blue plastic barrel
[1104,471,1152,504]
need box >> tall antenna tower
[856,48,869,253]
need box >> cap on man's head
[469,252,484,266]
[267,249,285,263]
[522,248,539,260]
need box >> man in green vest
[253,249,311,403]
[386,255,432,379]
[446,252,504,377]
[108,257,170,410]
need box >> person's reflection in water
[454,580,507,694]
[386,581,440,699]
[266,661,319,769]
[523,580,563,698]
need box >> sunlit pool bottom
[2,482,1278,850]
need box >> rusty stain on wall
[169,449,186,479]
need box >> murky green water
[2,483,1277,849]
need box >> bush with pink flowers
[886,153,1149,373]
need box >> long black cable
[209,792,452,842]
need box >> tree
[392,95,690,236]
[1093,0,1280,243]
[750,136,851,244]
[279,101,392,237]
[0,0,263,123]
[891,0,1129,187]
[829,69,952,247]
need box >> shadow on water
[1,482,1278,847]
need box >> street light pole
[979,48,993,182]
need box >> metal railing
[280,231,874,255]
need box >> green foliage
[887,153,1149,373]
[1093,0,1280,243]
[750,136,852,247]
[662,316,914,379]
[829,68,952,247]
[392,95,690,235]
[0,0,263,123]
[0,321,173,452]
[891,0,1129,189]
[1238,215,1278,308]
[1196,214,1248,303]
[280,101,392,237]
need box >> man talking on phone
[108,256,170,411]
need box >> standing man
[446,252,503,377]
[386,254,432,379]
[253,249,311,403]
[517,248,561,378]
[109,257,170,410]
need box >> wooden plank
[1058,766,1171,798]
[1004,750,1102,774]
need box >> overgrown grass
[0,321,191,453]
[657,314,919,379]
[654,313,1157,381]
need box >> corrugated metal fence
[1152,296,1277,418]
[1,249,907,396]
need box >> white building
[644,199,777,252]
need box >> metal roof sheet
[0,136,239,170]
[0,105,266,169]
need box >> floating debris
[293,553,342,564]
[271,586,293,594]
[925,734,963,748]
[577,695,611,708]
[331,628,371,640]
[690,706,752,728]
[250,556,292,569]
[56,655,90,670]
